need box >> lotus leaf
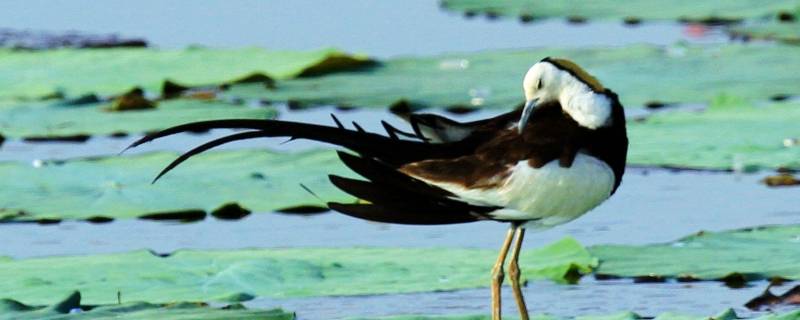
[438,0,796,22]
[0,237,595,305]
[730,20,800,45]
[0,149,351,221]
[225,44,800,110]
[0,47,374,99]
[0,99,275,139]
[0,291,294,320]
[627,100,800,170]
[591,224,800,281]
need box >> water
[0,0,727,58]
[248,279,796,320]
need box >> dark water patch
[211,203,252,220]
[148,249,172,258]
[633,275,667,283]
[138,209,207,223]
[678,17,742,26]
[566,16,588,24]
[108,131,129,138]
[85,216,114,224]
[0,27,146,50]
[770,94,792,102]
[275,206,331,215]
[36,218,61,225]
[644,101,670,110]
[624,17,643,25]
[720,273,759,289]
[777,11,796,22]
[22,135,91,143]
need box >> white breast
[422,153,615,229]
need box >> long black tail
[125,118,476,182]
[326,151,495,224]
[124,117,494,225]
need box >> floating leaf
[729,7,800,45]
[225,44,800,110]
[0,237,595,305]
[0,47,375,99]
[0,149,351,221]
[439,0,796,23]
[730,20,800,44]
[0,99,275,139]
[0,291,294,320]
[591,224,800,281]
[627,100,800,170]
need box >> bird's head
[518,57,612,133]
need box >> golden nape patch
[548,58,605,92]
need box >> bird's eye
[537,79,543,89]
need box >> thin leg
[508,227,529,320]
[491,225,516,320]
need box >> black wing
[125,114,502,225]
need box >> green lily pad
[0,47,374,99]
[628,100,800,170]
[225,44,800,110]
[590,224,800,281]
[438,0,796,23]
[0,291,294,320]
[0,149,352,222]
[0,99,275,139]
[730,15,800,45]
[0,237,595,305]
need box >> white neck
[558,81,611,129]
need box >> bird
[125,57,628,320]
